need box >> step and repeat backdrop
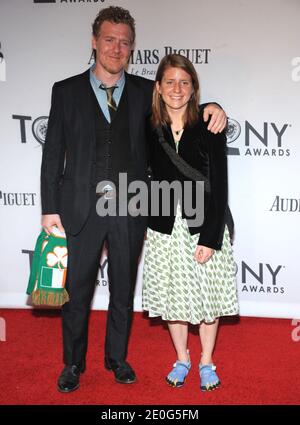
[0,0,299,318]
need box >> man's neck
[93,65,123,86]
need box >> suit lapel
[125,73,142,156]
[76,70,96,151]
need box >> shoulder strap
[156,126,211,193]
[156,126,234,239]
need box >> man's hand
[42,214,65,235]
[203,104,227,134]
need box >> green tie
[100,84,117,121]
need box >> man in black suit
[41,6,227,392]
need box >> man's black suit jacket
[41,70,154,235]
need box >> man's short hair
[92,6,136,43]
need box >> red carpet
[0,309,299,405]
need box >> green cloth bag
[26,228,69,307]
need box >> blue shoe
[166,360,191,388]
[199,364,220,392]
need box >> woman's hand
[194,245,215,264]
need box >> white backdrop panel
[0,0,299,318]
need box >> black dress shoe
[105,359,136,384]
[57,365,83,393]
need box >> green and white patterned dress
[142,138,239,324]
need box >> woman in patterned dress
[142,54,239,391]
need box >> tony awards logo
[226,118,241,155]
[0,42,6,82]
[32,116,48,146]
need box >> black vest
[93,86,135,189]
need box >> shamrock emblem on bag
[46,247,68,270]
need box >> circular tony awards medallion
[226,118,241,144]
[32,116,48,146]
[234,261,238,276]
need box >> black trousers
[62,200,146,367]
